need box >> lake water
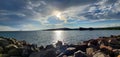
[0,30,120,46]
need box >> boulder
[74,50,86,57]
[117,55,120,57]
[93,52,110,57]
[6,44,18,49]
[8,48,22,56]
[0,38,10,47]
[58,47,76,57]
[0,47,3,53]
[29,51,46,57]
[0,54,2,57]
[86,48,95,57]
[29,49,56,57]
[44,49,57,57]
[0,54,9,57]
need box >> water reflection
[53,31,64,43]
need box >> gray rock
[8,48,22,56]
[0,38,10,46]
[29,49,56,57]
[74,50,86,57]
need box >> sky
[0,0,120,31]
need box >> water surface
[0,30,120,46]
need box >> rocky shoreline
[0,35,120,57]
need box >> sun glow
[56,12,61,19]
[53,11,66,22]
[53,11,62,19]
[53,31,64,43]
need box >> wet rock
[39,45,44,50]
[56,41,63,47]
[45,44,55,49]
[58,47,76,57]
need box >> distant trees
[79,27,94,30]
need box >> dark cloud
[44,0,98,10]
[0,0,27,11]
[106,0,117,4]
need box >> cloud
[44,0,98,10]
[47,16,64,24]
[0,0,120,30]
[0,25,18,31]
[21,24,40,31]
[83,0,120,19]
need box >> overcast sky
[0,0,120,31]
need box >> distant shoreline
[43,27,120,31]
[0,29,120,32]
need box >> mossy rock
[8,48,22,56]
[3,54,9,57]
[0,54,9,57]
[0,54,2,57]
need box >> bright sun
[56,12,61,19]
[52,10,67,22]
[53,11,62,19]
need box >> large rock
[29,49,56,57]
[58,47,76,57]
[0,54,9,57]
[86,48,95,57]
[6,44,18,49]
[93,52,110,57]
[0,38,10,47]
[0,47,3,53]
[44,49,56,57]
[117,55,120,57]
[74,50,86,57]
[8,48,22,56]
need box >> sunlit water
[0,30,120,46]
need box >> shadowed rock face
[0,38,10,46]
[29,49,56,57]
